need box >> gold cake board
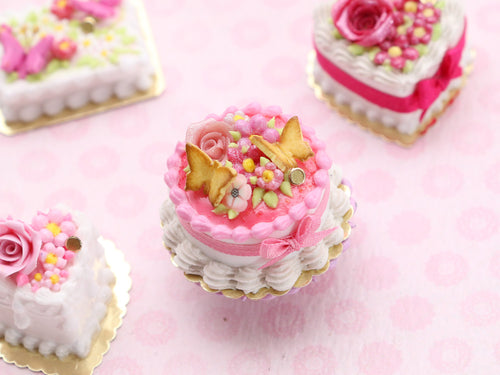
[307,50,475,147]
[0,0,164,136]
[0,238,132,375]
[164,183,354,301]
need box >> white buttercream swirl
[161,168,352,294]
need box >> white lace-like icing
[313,0,465,98]
[0,210,115,359]
[0,0,155,123]
[161,166,352,294]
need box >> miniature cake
[161,103,355,299]
[311,0,473,145]
[0,207,114,359]
[0,0,155,124]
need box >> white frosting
[0,0,155,123]
[0,211,115,359]
[161,166,352,294]
[313,0,471,135]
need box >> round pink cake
[161,103,355,299]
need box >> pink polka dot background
[0,0,499,374]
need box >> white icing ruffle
[161,168,352,294]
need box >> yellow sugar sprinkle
[262,170,274,183]
[414,27,426,38]
[45,253,58,265]
[46,222,61,237]
[243,158,255,173]
[388,46,403,58]
[34,273,42,282]
[50,274,60,284]
[233,115,245,121]
[404,2,418,13]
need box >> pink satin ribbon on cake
[314,22,467,119]
[179,183,337,269]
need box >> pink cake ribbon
[314,21,467,119]
[259,214,336,269]
[179,182,337,269]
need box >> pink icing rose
[186,119,232,163]
[332,0,394,47]
[0,219,41,281]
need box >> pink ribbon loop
[259,215,337,269]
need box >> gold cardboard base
[0,0,164,136]
[0,238,132,375]
[165,183,354,300]
[307,50,474,147]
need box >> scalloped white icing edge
[0,0,155,123]
[313,0,465,98]
[0,209,115,359]
[161,167,351,294]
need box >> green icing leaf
[415,44,428,56]
[68,29,79,41]
[228,142,238,148]
[348,44,365,56]
[6,73,18,83]
[432,23,442,41]
[403,60,414,74]
[229,131,241,142]
[108,53,120,65]
[252,187,265,208]
[368,47,380,61]
[225,160,233,168]
[249,176,258,185]
[263,191,279,209]
[26,73,44,82]
[260,157,270,167]
[267,117,275,128]
[183,166,191,173]
[279,181,293,197]
[228,209,239,220]
[277,128,283,136]
[213,204,229,215]
[46,59,62,74]
[76,56,105,68]
[241,145,249,154]
[69,20,80,29]
[435,1,445,10]
[332,28,343,40]
[61,60,70,69]
[8,18,18,28]
[115,26,127,35]
[26,11,38,24]
[121,35,136,45]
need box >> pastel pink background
[0,0,499,374]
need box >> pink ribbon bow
[259,215,337,269]
[415,33,465,110]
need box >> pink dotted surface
[0,0,499,374]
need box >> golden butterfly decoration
[185,116,314,207]
[185,143,236,206]
[250,116,314,172]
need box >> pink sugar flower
[32,209,77,247]
[51,0,75,20]
[52,38,77,60]
[255,162,284,191]
[39,243,68,270]
[223,174,252,213]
